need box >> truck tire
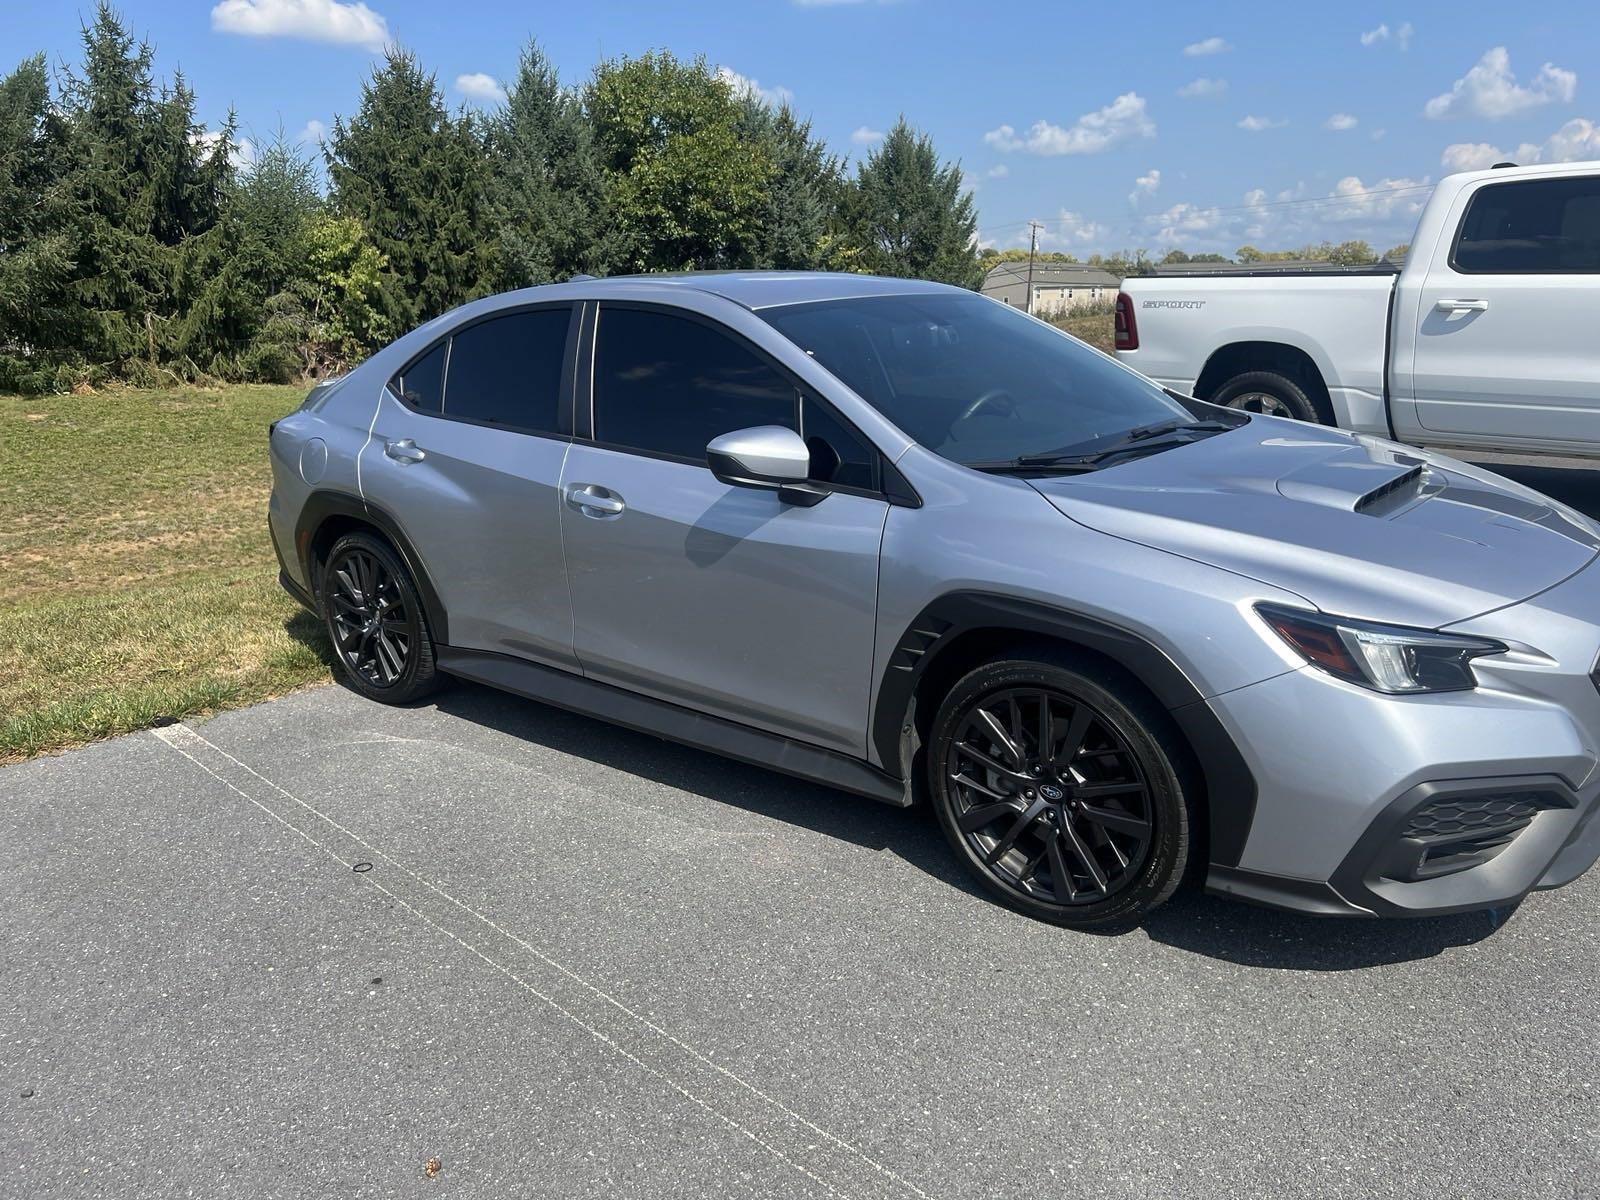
[1211,370,1326,424]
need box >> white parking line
[152,720,934,1200]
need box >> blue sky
[5,0,1598,258]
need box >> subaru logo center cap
[1039,784,1065,801]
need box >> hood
[1029,417,1600,628]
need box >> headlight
[1255,604,1505,694]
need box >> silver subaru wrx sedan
[268,272,1600,928]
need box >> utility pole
[1025,221,1043,315]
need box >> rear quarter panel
[267,375,382,593]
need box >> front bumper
[1201,575,1600,917]
[1209,771,1600,917]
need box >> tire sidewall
[1214,370,1319,424]
[927,657,1190,929]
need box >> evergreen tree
[734,96,841,270]
[843,118,981,288]
[326,51,494,327]
[0,54,73,377]
[488,42,609,286]
[54,4,232,371]
[586,52,774,272]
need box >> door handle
[384,438,426,464]
[1435,298,1489,312]
[566,483,625,517]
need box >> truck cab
[1115,161,1600,459]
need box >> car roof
[582,270,964,310]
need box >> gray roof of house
[981,262,1121,290]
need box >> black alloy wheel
[319,531,439,704]
[929,656,1192,928]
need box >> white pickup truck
[1114,160,1600,458]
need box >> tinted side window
[802,395,878,490]
[593,308,796,461]
[446,308,571,433]
[393,342,446,413]
[1455,177,1600,273]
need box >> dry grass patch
[1,384,336,762]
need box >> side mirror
[707,426,827,506]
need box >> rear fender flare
[294,490,450,645]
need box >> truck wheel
[1212,370,1325,424]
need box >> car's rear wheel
[927,654,1193,929]
[1212,369,1324,424]
[319,531,439,704]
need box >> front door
[559,304,889,757]
[1409,174,1600,450]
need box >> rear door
[1408,174,1600,449]
[558,303,890,757]
[359,303,579,667]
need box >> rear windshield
[759,293,1189,466]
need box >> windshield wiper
[1015,419,1234,468]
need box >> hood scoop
[1276,453,1430,515]
[1354,464,1429,516]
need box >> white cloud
[850,125,884,146]
[1129,168,1161,204]
[983,92,1154,156]
[1361,21,1413,49]
[1177,77,1227,99]
[1324,112,1358,131]
[1440,142,1502,172]
[296,118,327,145]
[1441,117,1600,172]
[1371,128,1387,141]
[1041,209,1110,247]
[715,66,793,108]
[1324,174,1432,222]
[985,164,1008,178]
[192,129,256,171]
[210,0,388,51]
[1183,36,1230,57]
[455,73,506,104]
[1424,47,1576,120]
[1237,115,1288,132]
[1153,201,1222,244]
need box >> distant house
[980,262,1121,315]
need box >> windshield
[760,293,1192,466]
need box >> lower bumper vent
[1393,791,1562,881]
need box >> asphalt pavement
[4,451,1600,1199]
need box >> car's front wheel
[928,653,1193,929]
[319,531,440,705]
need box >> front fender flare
[871,591,1259,868]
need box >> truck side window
[1454,177,1600,274]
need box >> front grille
[1402,794,1544,840]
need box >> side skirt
[435,646,912,808]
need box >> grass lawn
[1051,306,1115,353]
[1,384,334,762]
